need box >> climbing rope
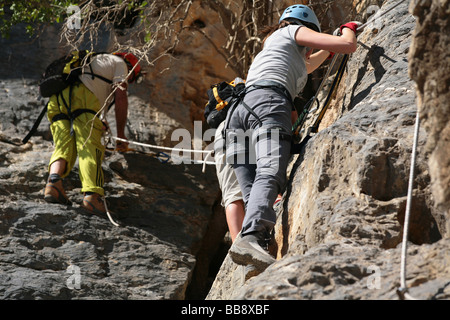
[100,135,216,227]
[103,197,120,227]
[110,136,216,174]
[397,110,420,300]
[354,0,420,300]
[291,0,410,151]
[289,0,421,299]
[359,0,420,299]
[99,131,217,227]
[112,136,211,156]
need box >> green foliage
[0,0,149,38]
[0,0,74,38]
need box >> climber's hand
[339,21,364,35]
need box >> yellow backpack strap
[213,86,227,111]
[63,51,79,75]
[63,50,92,75]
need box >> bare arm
[295,27,357,54]
[305,50,330,74]
[296,27,357,74]
[114,82,128,140]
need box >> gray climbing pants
[225,85,292,236]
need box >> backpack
[40,50,87,97]
[23,50,112,144]
[39,50,112,97]
[204,78,245,128]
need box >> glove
[339,21,363,34]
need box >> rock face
[408,0,450,238]
[0,0,448,301]
[207,0,450,300]
[0,19,224,300]
[0,85,222,299]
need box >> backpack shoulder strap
[83,71,113,84]
[82,52,114,84]
[22,102,48,144]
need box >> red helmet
[113,52,143,83]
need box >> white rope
[202,149,214,173]
[111,136,216,166]
[398,109,420,300]
[101,136,216,227]
[112,136,211,154]
[103,197,120,227]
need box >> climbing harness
[23,50,114,144]
[396,110,420,301]
[204,78,246,129]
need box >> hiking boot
[81,192,106,215]
[44,179,72,206]
[229,232,275,271]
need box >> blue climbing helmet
[279,4,321,33]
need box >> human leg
[215,121,246,242]
[44,159,72,205]
[227,88,292,269]
[68,84,106,213]
[230,131,291,269]
[240,127,292,235]
[44,95,77,205]
[225,199,245,242]
[49,158,67,176]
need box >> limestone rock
[0,21,223,300]
[0,0,448,301]
[408,0,450,238]
[0,128,220,299]
[207,0,449,300]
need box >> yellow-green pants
[47,82,105,196]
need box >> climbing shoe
[81,192,106,215]
[229,232,275,271]
[44,175,72,206]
